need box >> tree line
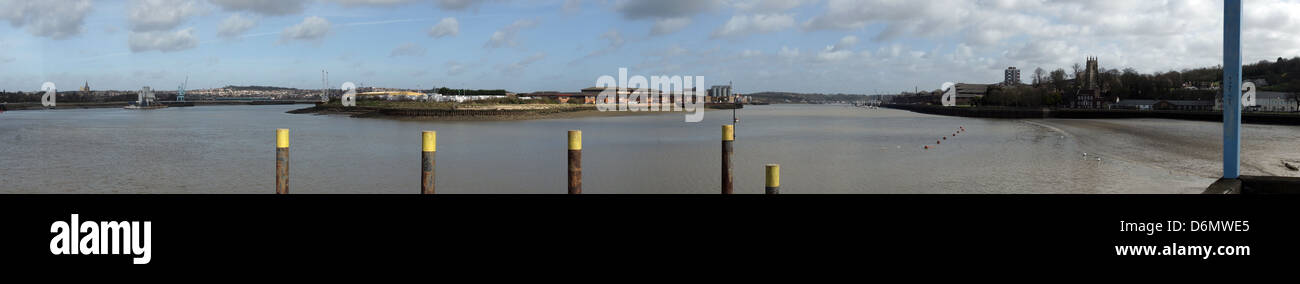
[982,56,1300,107]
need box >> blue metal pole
[1224,0,1242,179]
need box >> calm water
[0,104,1246,193]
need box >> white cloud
[817,35,858,61]
[445,60,466,76]
[573,29,625,63]
[390,42,426,57]
[217,14,258,38]
[786,0,1300,80]
[325,0,495,10]
[209,0,308,16]
[615,0,723,20]
[731,0,812,12]
[128,0,200,32]
[803,0,969,40]
[778,46,799,58]
[281,16,331,42]
[428,17,459,38]
[500,52,546,73]
[435,0,494,10]
[712,13,794,38]
[485,19,536,48]
[651,17,691,36]
[618,0,721,35]
[1005,40,1078,70]
[563,0,582,13]
[129,28,199,52]
[0,0,93,39]
[330,0,418,5]
[599,29,625,49]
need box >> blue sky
[3,0,1300,94]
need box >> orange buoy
[942,137,946,140]
[924,145,929,149]
[937,140,941,144]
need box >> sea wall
[882,104,1300,126]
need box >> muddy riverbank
[884,104,1300,125]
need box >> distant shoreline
[0,100,315,111]
[286,104,707,121]
[883,104,1300,126]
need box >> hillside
[747,92,867,104]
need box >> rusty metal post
[765,164,780,194]
[568,130,582,194]
[275,128,289,194]
[722,125,734,194]
[421,131,436,194]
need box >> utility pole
[321,70,328,102]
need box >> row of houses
[1112,99,1214,111]
[354,91,510,102]
[1106,91,1296,112]
[1250,92,1300,112]
[520,86,749,104]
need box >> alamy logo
[595,68,705,122]
[1242,81,1257,107]
[940,82,956,107]
[341,82,357,107]
[49,214,152,264]
[41,82,56,107]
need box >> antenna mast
[321,70,330,102]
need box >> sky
[2,0,1300,94]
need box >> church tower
[1082,57,1099,90]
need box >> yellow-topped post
[277,129,290,148]
[568,130,582,194]
[765,164,780,194]
[568,130,582,150]
[722,125,734,194]
[421,131,437,194]
[275,128,289,194]
[423,131,437,152]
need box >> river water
[3,104,1295,194]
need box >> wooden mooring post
[765,164,780,194]
[421,131,436,194]
[568,130,582,194]
[722,125,734,194]
[275,128,289,194]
